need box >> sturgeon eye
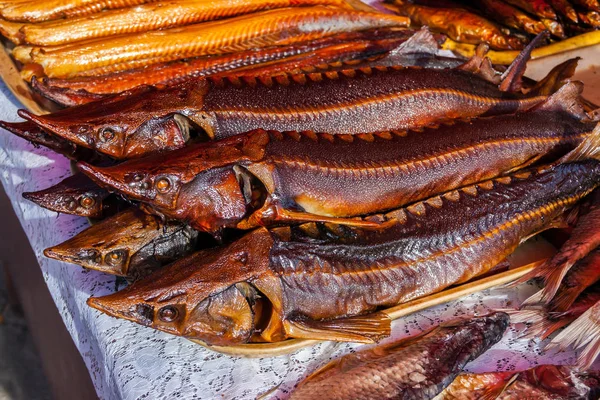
[79,196,96,209]
[156,177,171,193]
[158,306,178,322]
[100,128,116,142]
[106,250,125,266]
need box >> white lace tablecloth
[0,79,585,399]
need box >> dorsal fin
[530,81,588,119]
[500,31,549,92]
[528,57,580,96]
[457,43,501,85]
[389,26,440,57]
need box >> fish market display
[438,365,600,399]
[386,0,600,51]
[289,313,509,399]
[0,3,599,395]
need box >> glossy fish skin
[22,173,111,218]
[475,0,546,35]
[25,7,409,78]
[77,106,593,233]
[189,66,549,139]
[17,85,192,160]
[20,0,355,46]
[439,366,600,400]
[0,0,156,22]
[387,1,524,50]
[289,313,509,400]
[31,28,436,106]
[86,160,600,345]
[44,208,199,278]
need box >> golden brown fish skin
[20,0,354,46]
[0,17,22,43]
[541,18,567,39]
[30,28,428,106]
[76,107,593,233]
[289,314,509,400]
[476,0,547,35]
[22,173,111,218]
[387,1,524,50]
[0,0,157,22]
[86,160,599,344]
[28,7,409,78]
[44,208,199,278]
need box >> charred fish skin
[76,104,594,233]
[86,160,600,345]
[289,313,509,400]
[22,173,110,218]
[44,208,199,278]
[196,66,547,139]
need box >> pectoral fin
[239,203,381,230]
[284,312,391,343]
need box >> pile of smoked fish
[1,1,600,398]
[386,0,600,50]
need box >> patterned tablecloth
[0,81,583,400]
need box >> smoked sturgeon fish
[18,62,560,160]
[77,96,595,233]
[86,136,600,345]
[290,313,509,400]
[22,173,112,218]
[44,208,199,278]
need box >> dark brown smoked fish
[289,313,509,400]
[22,173,112,218]
[77,97,594,233]
[85,145,600,345]
[44,208,199,278]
